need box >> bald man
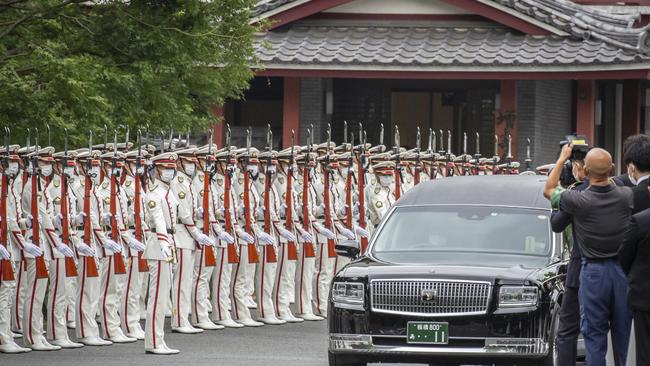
[545,145,634,366]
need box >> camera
[559,135,591,187]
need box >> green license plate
[406,322,449,344]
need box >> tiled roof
[255,25,649,71]
[252,0,300,18]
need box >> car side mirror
[335,239,360,258]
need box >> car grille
[370,280,491,317]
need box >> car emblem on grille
[421,289,438,303]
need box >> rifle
[201,129,217,268]
[345,130,354,231]
[462,132,469,176]
[445,130,454,177]
[61,129,78,277]
[323,124,336,258]
[31,129,49,279]
[243,127,259,263]
[414,127,421,185]
[301,128,315,258]
[1,127,15,281]
[393,127,402,200]
[428,129,437,180]
[83,131,99,277]
[285,130,298,261]
[357,125,368,254]
[109,131,127,274]
[492,134,499,175]
[263,125,278,263]
[44,124,51,186]
[474,132,482,175]
[134,130,148,272]
[525,138,532,171]
[223,125,239,264]
[22,129,30,190]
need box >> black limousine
[328,175,576,366]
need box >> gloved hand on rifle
[161,245,173,260]
[298,229,313,243]
[257,232,276,246]
[103,239,122,253]
[236,230,255,244]
[218,231,235,245]
[196,232,215,247]
[337,226,356,240]
[101,212,113,226]
[23,242,43,257]
[354,225,370,238]
[76,242,95,257]
[277,227,297,242]
[53,213,63,231]
[0,245,11,260]
[74,212,86,226]
[55,243,74,257]
[128,238,145,252]
[313,222,336,240]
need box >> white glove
[338,205,348,217]
[353,202,360,216]
[278,204,287,218]
[74,212,86,226]
[258,232,276,246]
[354,225,370,238]
[196,206,204,219]
[101,212,112,226]
[128,238,145,252]
[161,245,173,259]
[53,213,63,230]
[339,227,356,240]
[0,245,11,260]
[56,243,74,257]
[76,242,95,256]
[300,231,314,243]
[103,239,122,253]
[236,230,255,244]
[219,231,235,244]
[26,214,34,229]
[320,227,337,240]
[197,232,215,247]
[278,227,297,242]
[24,242,43,257]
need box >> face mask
[184,163,196,177]
[267,165,277,176]
[89,167,100,185]
[309,168,316,180]
[7,162,19,176]
[340,169,348,180]
[379,175,392,187]
[64,166,76,177]
[627,164,639,184]
[247,165,259,180]
[136,165,145,175]
[160,169,175,183]
[41,164,53,177]
[109,168,123,178]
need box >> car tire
[538,305,561,366]
[328,351,367,366]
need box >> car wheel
[538,305,561,366]
[328,351,367,366]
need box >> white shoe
[11,330,22,339]
[67,321,76,329]
[298,313,324,321]
[126,329,146,340]
[145,346,180,355]
[279,314,304,323]
[172,325,203,334]
[193,321,224,330]
[79,336,113,346]
[49,339,84,349]
[29,339,61,351]
[258,316,287,325]
[245,298,257,309]
[237,318,264,327]
[109,334,137,344]
[215,319,245,328]
[0,341,31,353]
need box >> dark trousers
[634,311,650,365]
[556,286,580,366]
[579,259,633,366]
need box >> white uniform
[143,179,176,352]
[8,174,26,337]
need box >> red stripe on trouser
[231,255,241,319]
[123,258,134,334]
[216,249,224,320]
[78,260,87,338]
[152,261,161,349]
[260,250,266,319]
[193,249,203,324]
[14,259,23,330]
[274,245,285,317]
[176,250,183,327]
[50,259,60,340]
[298,250,305,314]
[315,244,325,314]
[27,261,38,345]
[102,256,112,339]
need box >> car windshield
[371,205,552,267]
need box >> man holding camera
[544,144,633,366]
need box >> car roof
[396,175,550,210]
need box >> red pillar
[282,77,300,148]
[622,79,641,141]
[495,80,518,159]
[575,80,596,144]
[211,105,224,147]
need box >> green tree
[0,0,258,148]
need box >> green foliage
[0,0,258,148]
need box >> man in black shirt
[544,145,633,366]
[622,135,650,213]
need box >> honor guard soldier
[120,147,149,340]
[144,152,180,355]
[367,161,397,229]
[46,149,84,349]
[293,147,323,321]
[208,145,241,328]
[170,147,215,334]
[97,150,141,344]
[0,144,31,353]
[21,145,70,351]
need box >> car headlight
[332,282,365,310]
[498,286,538,308]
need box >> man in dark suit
[622,135,650,213]
[619,205,650,365]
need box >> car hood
[339,257,555,285]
